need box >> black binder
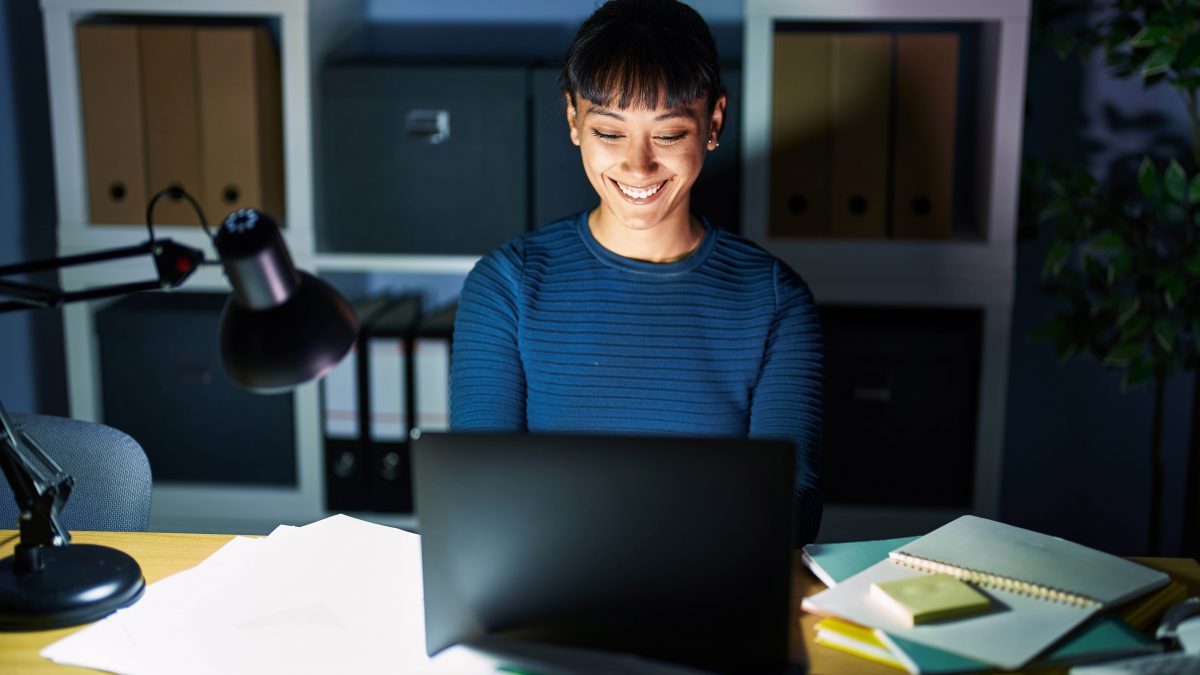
[361,294,423,513]
[321,296,391,512]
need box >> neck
[588,206,704,263]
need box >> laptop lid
[412,432,795,674]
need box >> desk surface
[1,530,1198,675]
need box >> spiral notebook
[801,516,1170,670]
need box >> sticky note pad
[870,573,990,625]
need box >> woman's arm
[449,242,528,431]
[749,261,824,546]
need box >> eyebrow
[585,107,697,121]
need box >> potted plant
[1029,0,1200,556]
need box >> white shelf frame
[742,0,1031,521]
[40,0,365,531]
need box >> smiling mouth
[612,178,669,200]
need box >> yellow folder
[892,33,959,239]
[770,32,832,238]
[76,25,147,224]
[196,26,284,227]
[830,33,892,238]
[140,26,203,225]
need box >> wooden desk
[2,531,1198,674]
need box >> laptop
[412,432,797,674]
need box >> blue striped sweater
[450,211,823,545]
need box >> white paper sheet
[41,515,443,675]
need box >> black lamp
[0,187,357,629]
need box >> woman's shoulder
[707,225,812,296]
[469,212,586,278]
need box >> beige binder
[76,25,147,224]
[830,33,892,238]
[892,33,959,239]
[139,26,203,226]
[196,26,284,227]
[770,32,833,238]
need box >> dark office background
[0,0,1193,556]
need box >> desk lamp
[0,187,357,629]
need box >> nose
[622,136,658,177]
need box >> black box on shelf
[820,306,982,508]
[96,293,296,486]
[320,64,528,254]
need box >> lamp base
[0,543,145,631]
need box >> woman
[450,0,823,545]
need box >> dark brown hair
[558,0,725,111]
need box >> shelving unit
[743,0,1031,537]
[40,0,370,532]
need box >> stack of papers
[41,515,494,675]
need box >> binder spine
[887,551,1098,608]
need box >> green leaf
[1117,296,1142,326]
[1187,250,1200,275]
[1131,26,1169,48]
[1143,45,1180,77]
[1043,240,1072,278]
[1104,341,1142,366]
[1166,159,1188,202]
[1177,33,1200,69]
[1112,251,1135,280]
[1031,320,1064,341]
[1122,314,1150,340]
[1160,269,1186,308]
[1123,359,1155,390]
[1155,319,1175,353]
[1188,174,1200,204]
[1089,231,1125,251]
[1138,157,1159,198]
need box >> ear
[707,94,728,148]
[564,92,581,147]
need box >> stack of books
[801,517,1186,673]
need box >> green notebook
[802,537,1158,673]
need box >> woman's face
[566,92,725,234]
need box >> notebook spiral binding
[888,551,1099,608]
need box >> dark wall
[0,0,65,416]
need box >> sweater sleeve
[749,261,824,547]
[450,241,527,431]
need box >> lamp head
[214,209,357,393]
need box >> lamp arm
[0,399,73,572]
[0,240,207,314]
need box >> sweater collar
[576,210,716,276]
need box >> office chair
[0,414,152,532]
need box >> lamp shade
[214,209,357,393]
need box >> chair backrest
[0,414,152,532]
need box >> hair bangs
[560,0,725,112]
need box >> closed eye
[656,132,689,144]
[591,129,624,142]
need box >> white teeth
[616,180,662,199]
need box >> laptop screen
[412,432,796,674]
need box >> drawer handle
[405,109,450,144]
[852,387,892,403]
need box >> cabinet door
[320,66,528,254]
[97,293,297,487]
